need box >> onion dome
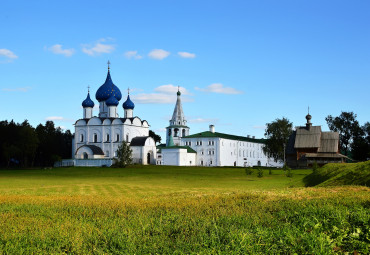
[82,92,95,108]
[122,94,135,110]
[177,86,181,96]
[106,94,119,106]
[95,69,122,102]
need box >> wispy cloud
[124,50,143,59]
[47,44,75,57]
[45,116,74,122]
[82,38,115,56]
[2,86,31,92]
[195,83,243,94]
[154,84,191,95]
[0,49,18,61]
[132,85,193,104]
[148,49,170,60]
[178,51,196,58]
[188,118,219,124]
[253,125,266,130]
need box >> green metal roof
[160,146,197,153]
[183,131,266,143]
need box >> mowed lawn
[0,166,369,254]
[0,166,310,197]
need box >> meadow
[0,165,369,254]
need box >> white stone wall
[74,117,149,159]
[180,137,277,167]
[161,148,196,166]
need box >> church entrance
[147,152,151,165]
[83,152,88,159]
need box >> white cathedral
[67,63,280,168]
[72,64,157,166]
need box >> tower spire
[107,60,110,71]
[87,85,90,93]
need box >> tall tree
[149,130,162,144]
[325,112,361,156]
[115,141,132,167]
[263,117,293,162]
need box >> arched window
[174,128,179,137]
[182,129,185,137]
[106,150,109,157]
[94,133,97,143]
[126,134,129,142]
[116,134,119,142]
[80,134,84,142]
[106,134,110,142]
[83,152,88,159]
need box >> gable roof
[294,126,322,148]
[130,136,150,146]
[183,131,265,143]
[318,132,339,153]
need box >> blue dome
[122,95,135,110]
[95,70,122,102]
[106,94,119,106]
[82,92,95,108]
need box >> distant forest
[0,120,72,167]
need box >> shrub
[312,161,319,173]
[286,169,293,178]
[257,168,263,178]
[245,167,253,175]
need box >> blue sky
[1,0,369,139]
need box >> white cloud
[178,51,196,58]
[0,49,18,60]
[124,50,143,59]
[148,49,170,60]
[154,84,191,95]
[47,44,75,57]
[188,118,219,124]
[2,86,31,92]
[82,38,115,56]
[46,116,64,121]
[45,116,74,122]
[132,93,193,104]
[195,83,243,94]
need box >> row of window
[79,133,129,143]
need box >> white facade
[73,66,155,166]
[159,92,283,168]
[161,148,196,166]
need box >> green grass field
[0,165,369,254]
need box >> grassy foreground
[0,166,369,254]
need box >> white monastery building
[157,89,281,167]
[60,62,281,168]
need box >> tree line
[0,120,72,168]
[263,111,370,162]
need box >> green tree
[149,130,162,145]
[263,117,293,162]
[325,112,361,156]
[115,141,133,167]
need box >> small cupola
[122,88,135,118]
[82,91,95,108]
